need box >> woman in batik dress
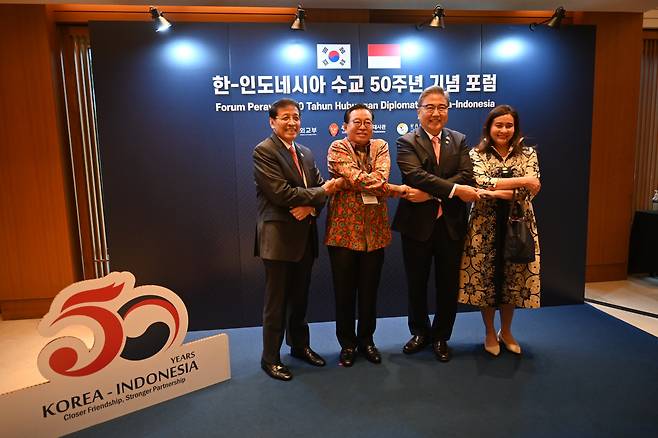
[458,105,541,356]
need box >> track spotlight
[530,6,566,31]
[547,6,566,28]
[149,7,172,33]
[429,5,446,29]
[417,5,446,30]
[291,5,306,31]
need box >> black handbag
[504,197,536,263]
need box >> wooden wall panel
[633,37,658,211]
[0,5,80,318]
[50,4,297,24]
[0,6,644,320]
[573,13,644,281]
[49,5,563,26]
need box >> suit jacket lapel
[415,128,436,165]
[294,144,310,186]
[416,128,443,175]
[271,134,304,186]
[437,128,453,175]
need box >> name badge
[361,193,379,205]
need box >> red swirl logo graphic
[37,272,188,380]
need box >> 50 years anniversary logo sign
[1,272,230,437]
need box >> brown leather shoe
[403,335,429,354]
[290,346,326,367]
[433,340,451,362]
[261,360,293,381]
[339,347,356,367]
[359,344,382,364]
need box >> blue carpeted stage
[70,305,658,437]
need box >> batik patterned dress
[458,146,541,308]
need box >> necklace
[494,144,511,160]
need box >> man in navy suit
[253,98,338,381]
[392,86,479,362]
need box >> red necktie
[289,145,303,177]
[431,135,443,218]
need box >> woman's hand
[523,177,541,195]
[477,189,514,200]
[477,188,496,198]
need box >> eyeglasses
[276,115,301,123]
[420,104,448,113]
[350,120,373,127]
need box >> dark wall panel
[91,22,242,328]
[481,25,595,304]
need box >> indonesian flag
[367,44,401,69]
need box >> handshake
[322,180,431,202]
[390,183,481,203]
[321,177,344,195]
[321,179,482,203]
[389,184,427,201]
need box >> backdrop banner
[90,22,595,329]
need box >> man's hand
[477,188,495,198]
[333,177,349,191]
[524,177,541,195]
[404,187,433,203]
[454,184,480,202]
[322,178,338,195]
[290,206,314,221]
[387,183,408,198]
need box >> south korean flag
[317,44,351,69]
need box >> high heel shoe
[484,340,500,356]
[497,330,522,355]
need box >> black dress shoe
[339,347,356,367]
[261,360,293,381]
[290,346,326,367]
[359,344,382,364]
[433,340,451,362]
[403,335,429,354]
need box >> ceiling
[2,0,657,13]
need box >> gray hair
[417,85,450,106]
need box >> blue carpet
[69,305,658,437]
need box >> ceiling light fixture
[149,7,172,33]
[417,5,446,30]
[530,6,566,31]
[291,5,306,31]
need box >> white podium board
[0,272,231,437]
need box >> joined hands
[321,177,348,196]
[454,184,480,202]
[401,186,433,203]
[289,206,314,221]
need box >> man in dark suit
[253,98,338,381]
[392,86,479,362]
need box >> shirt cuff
[448,184,457,199]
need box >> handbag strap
[508,189,524,221]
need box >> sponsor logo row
[304,122,417,137]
